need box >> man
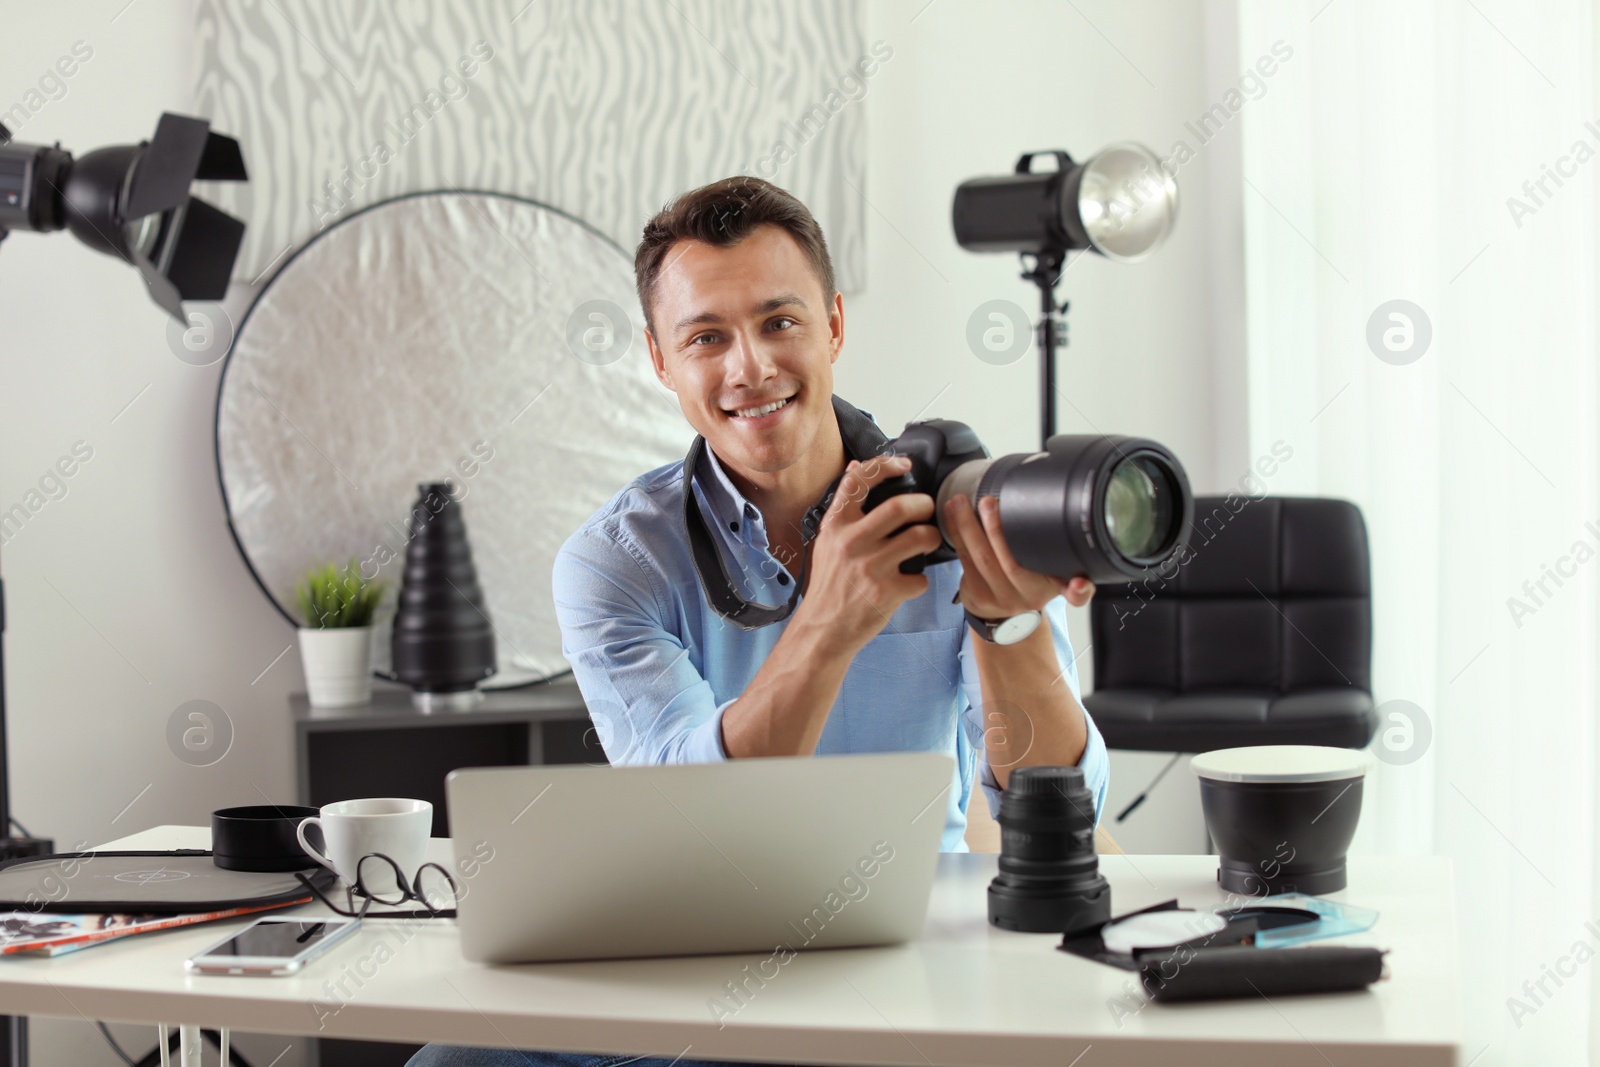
[408,177,1108,1067]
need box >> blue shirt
[550,410,1110,851]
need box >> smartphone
[184,916,361,976]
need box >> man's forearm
[719,613,855,758]
[972,622,1088,791]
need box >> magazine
[0,901,300,957]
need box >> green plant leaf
[295,557,388,628]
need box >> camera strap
[682,394,888,630]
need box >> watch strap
[963,606,1043,644]
[963,607,1009,642]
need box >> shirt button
[777,573,790,585]
[729,520,739,532]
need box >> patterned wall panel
[193,0,871,292]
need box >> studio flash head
[949,144,1180,453]
[952,144,1177,264]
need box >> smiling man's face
[644,223,844,493]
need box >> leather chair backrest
[1090,497,1371,694]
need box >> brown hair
[634,176,836,334]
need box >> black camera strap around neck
[683,394,889,630]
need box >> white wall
[0,2,1244,1061]
[1,2,304,839]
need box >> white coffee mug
[297,798,432,895]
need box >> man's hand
[943,493,1095,618]
[793,454,944,656]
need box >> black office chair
[1085,496,1376,754]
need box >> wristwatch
[963,607,1043,645]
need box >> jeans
[405,1046,815,1067]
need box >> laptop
[445,751,953,963]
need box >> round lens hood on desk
[1192,746,1372,896]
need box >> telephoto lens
[988,766,1111,934]
[860,419,1192,584]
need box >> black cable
[94,1022,137,1067]
[1114,752,1183,823]
[7,816,32,839]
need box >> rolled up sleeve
[959,594,1110,824]
[552,525,730,766]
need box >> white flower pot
[298,627,374,707]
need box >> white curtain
[1237,1,1599,1062]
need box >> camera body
[860,419,989,574]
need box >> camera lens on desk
[987,766,1111,934]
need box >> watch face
[993,611,1043,645]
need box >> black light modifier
[0,112,248,320]
[390,483,497,710]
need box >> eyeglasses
[295,852,459,919]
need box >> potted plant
[295,558,388,707]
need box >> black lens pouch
[1059,899,1386,1002]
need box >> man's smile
[724,388,799,424]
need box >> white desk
[0,826,1460,1067]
